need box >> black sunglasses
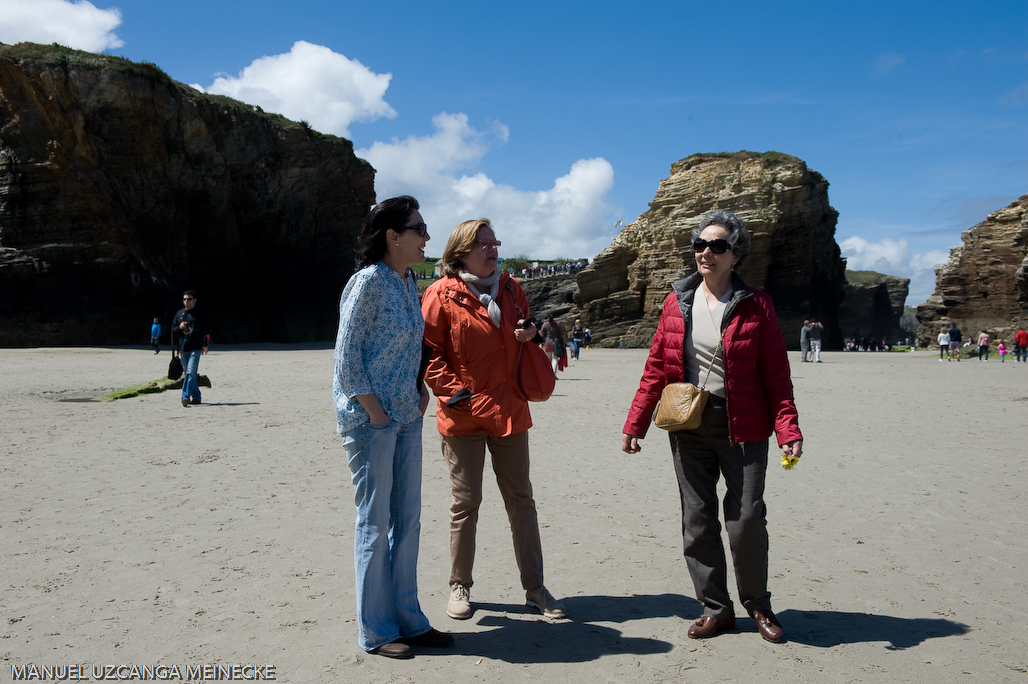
[402,222,429,238]
[693,238,731,255]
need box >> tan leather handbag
[653,334,724,432]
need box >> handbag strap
[506,280,527,375]
[506,280,525,319]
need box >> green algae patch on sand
[103,375,211,402]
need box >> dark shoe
[369,641,412,659]
[181,398,190,407]
[400,628,454,648]
[687,615,735,639]
[753,610,784,642]
[190,399,202,405]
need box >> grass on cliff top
[846,270,892,285]
[688,150,797,164]
[0,42,347,142]
[0,42,169,81]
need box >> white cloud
[193,42,615,259]
[198,41,395,138]
[998,82,1028,107]
[358,113,616,260]
[839,236,950,305]
[0,0,123,51]
[873,51,906,76]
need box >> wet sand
[1,345,1026,682]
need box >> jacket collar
[443,272,511,306]
[672,272,752,329]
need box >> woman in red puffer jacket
[622,208,802,645]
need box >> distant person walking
[799,320,810,362]
[171,291,208,406]
[976,330,991,362]
[937,327,950,361]
[569,319,585,361]
[541,312,566,374]
[149,317,162,354]
[997,341,1007,362]
[948,324,962,362]
[1014,327,1028,363]
[805,320,823,363]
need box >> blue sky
[3,0,1027,304]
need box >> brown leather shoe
[687,615,736,639]
[369,641,412,659]
[753,610,784,642]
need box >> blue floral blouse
[333,262,424,433]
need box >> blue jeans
[342,417,430,651]
[181,349,203,403]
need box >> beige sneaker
[447,583,471,620]
[526,586,567,619]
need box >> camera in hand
[518,317,543,344]
[519,317,539,330]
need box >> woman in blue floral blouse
[333,195,453,659]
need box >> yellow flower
[781,452,799,470]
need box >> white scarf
[460,269,502,328]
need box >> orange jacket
[422,274,533,437]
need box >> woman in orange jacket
[422,218,566,621]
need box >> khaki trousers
[441,431,544,591]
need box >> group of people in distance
[937,323,1028,363]
[333,199,804,658]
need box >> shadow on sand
[778,609,970,649]
[412,593,690,663]
[408,596,971,661]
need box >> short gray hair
[693,208,751,264]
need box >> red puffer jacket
[624,273,802,447]
[422,273,532,437]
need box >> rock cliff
[568,152,847,348]
[0,43,375,346]
[838,273,912,344]
[916,193,1028,347]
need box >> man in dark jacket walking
[171,290,209,406]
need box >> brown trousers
[670,400,772,619]
[441,431,544,591]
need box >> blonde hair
[440,218,492,277]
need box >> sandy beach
[2,345,1026,682]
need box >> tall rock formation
[569,152,846,348]
[0,43,375,346]
[916,193,1028,347]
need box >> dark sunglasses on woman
[404,222,429,237]
[693,238,731,255]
